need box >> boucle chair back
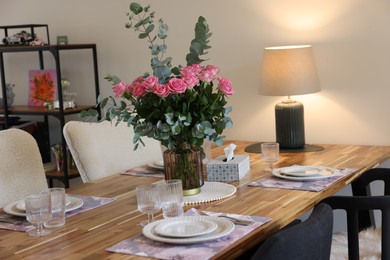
[63,121,163,183]
[0,128,48,208]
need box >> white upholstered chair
[0,128,48,208]
[63,121,163,183]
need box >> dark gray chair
[250,203,333,260]
[322,168,390,260]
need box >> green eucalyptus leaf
[145,24,155,33]
[138,32,148,39]
[165,113,174,125]
[153,65,171,82]
[215,136,225,146]
[130,2,143,15]
[171,121,182,135]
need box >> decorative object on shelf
[51,144,62,171]
[0,24,50,46]
[56,35,68,45]
[28,69,57,107]
[2,30,35,45]
[83,2,234,194]
[29,38,46,46]
[0,83,15,108]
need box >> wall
[1,0,390,146]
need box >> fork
[197,210,254,226]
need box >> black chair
[321,168,390,260]
[250,203,333,260]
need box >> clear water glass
[159,179,184,218]
[44,188,66,228]
[261,142,280,172]
[136,184,162,226]
[25,192,52,237]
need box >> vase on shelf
[163,143,204,196]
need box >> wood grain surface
[2,141,390,259]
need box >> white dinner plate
[143,216,235,244]
[147,160,164,169]
[15,196,72,211]
[272,166,338,181]
[154,216,218,238]
[3,196,84,217]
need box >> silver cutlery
[0,218,24,225]
[197,210,254,226]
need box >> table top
[2,141,390,259]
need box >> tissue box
[206,154,250,182]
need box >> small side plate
[155,217,217,238]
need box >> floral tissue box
[206,154,250,182]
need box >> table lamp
[258,45,322,151]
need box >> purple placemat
[0,195,116,232]
[106,208,271,260]
[248,168,356,192]
[121,165,164,178]
[65,195,117,217]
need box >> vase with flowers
[83,2,234,195]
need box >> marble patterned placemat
[106,208,271,260]
[248,168,356,192]
[0,195,116,232]
[121,165,164,178]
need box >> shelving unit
[0,43,100,188]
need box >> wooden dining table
[2,140,390,259]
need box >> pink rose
[168,78,187,94]
[131,76,143,86]
[154,83,170,97]
[218,77,234,95]
[131,83,146,98]
[143,76,158,92]
[180,64,202,77]
[182,75,199,89]
[199,65,220,82]
[112,81,128,98]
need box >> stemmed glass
[261,142,280,172]
[136,184,162,226]
[25,192,52,237]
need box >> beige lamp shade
[259,45,320,96]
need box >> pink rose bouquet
[93,2,234,150]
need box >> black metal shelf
[0,38,100,188]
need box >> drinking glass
[25,192,52,237]
[44,188,66,228]
[136,184,162,226]
[261,142,280,172]
[159,179,184,218]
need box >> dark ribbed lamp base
[275,100,305,149]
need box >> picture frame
[28,69,57,106]
[56,35,68,45]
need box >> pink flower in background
[199,65,220,82]
[112,81,128,98]
[154,83,170,97]
[143,76,158,91]
[182,75,199,89]
[131,76,143,86]
[168,78,187,93]
[132,83,146,98]
[218,77,234,95]
[180,64,202,77]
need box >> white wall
[1,0,390,146]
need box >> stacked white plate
[3,195,84,217]
[272,165,338,181]
[143,216,235,244]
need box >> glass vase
[163,143,204,196]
